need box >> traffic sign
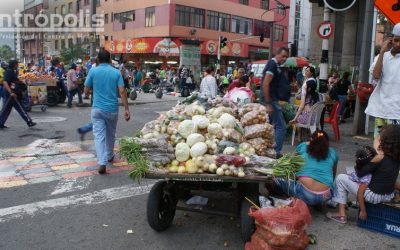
[317,21,334,39]
[323,0,357,12]
[375,0,400,25]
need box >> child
[349,146,377,184]
[328,124,400,223]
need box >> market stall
[120,92,306,242]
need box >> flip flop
[326,212,347,224]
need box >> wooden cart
[144,171,272,242]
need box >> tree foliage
[0,45,14,62]
[60,45,85,63]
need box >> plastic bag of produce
[246,199,311,250]
[217,140,239,154]
[215,154,246,167]
[141,120,160,136]
[239,103,267,117]
[247,138,274,156]
[244,124,274,140]
[223,87,253,104]
[241,110,268,127]
[223,128,243,143]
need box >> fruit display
[119,92,280,181]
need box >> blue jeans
[275,178,332,205]
[67,88,83,106]
[0,92,32,126]
[337,95,347,117]
[0,86,4,107]
[270,101,286,155]
[79,122,93,134]
[91,109,118,166]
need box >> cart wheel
[41,105,47,112]
[147,181,177,232]
[47,92,59,107]
[240,197,257,242]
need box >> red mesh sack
[246,199,312,250]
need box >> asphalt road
[0,98,399,250]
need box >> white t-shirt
[365,51,400,119]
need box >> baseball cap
[393,23,400,37]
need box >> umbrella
[284,57,309,68]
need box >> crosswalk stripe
[50,176,93,196]
[0,183,153,223]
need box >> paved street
[0,94,399,250]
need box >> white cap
[393,23,400,37]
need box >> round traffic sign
[317,21,334,39]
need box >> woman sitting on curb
[327,124,400,224]
[274,130,338,205]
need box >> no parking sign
[317,21,334,39]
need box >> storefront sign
[105,38,249,58]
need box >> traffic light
[220,36,227,49]
[260,33,265,43]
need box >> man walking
[260,47,290,158]
[84,50,131,174]
[0,60,36,129]
[366,23,400,139]
[66,63,83,108]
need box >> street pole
[217,17,222,71]
[269,22,274,60]
[352,0,375,135]
[90,0,96,57]
[319,7,330,93]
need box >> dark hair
[276,47,289,55]
[306,79,319,104]
[379,124,400,162]
[355,146,377,170]
[306,66,316,78]
[307,130,330,161]
[342,71,350,80]
[70,63,77,70]
[206,66,215,74]
[8,60,18,69]
[97,49,111,64]
[239,75,249,84]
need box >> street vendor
[274,130,338,205]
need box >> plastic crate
[357,203,400,238]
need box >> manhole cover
[31,116,67,123]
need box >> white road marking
[0,184,153,223]
[50,176,93,196]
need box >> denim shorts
[275,178,332,205]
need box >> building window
[55,7,58,14]
[114,10,135,23]
[231,16,252,35]
[104,13,108,24]
[55,40,59,50]
[77,37,82,44]
[175,5,205,28]
[145,7,155,27]
[61,5,66,15]
[261,0,269,10]
[84,0,90,6]
[273,24,284,41]
[207,11,230,32]
[68,38,73,48]
[96,0,100,7]
[68,2,73,13]
[61,40,66,49]
[239,0,249,5]
[276,3,285,15]
[76,0,81,12]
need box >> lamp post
[261,4,290,59]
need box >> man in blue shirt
[84,49,131,174]
[260,47,290,158]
